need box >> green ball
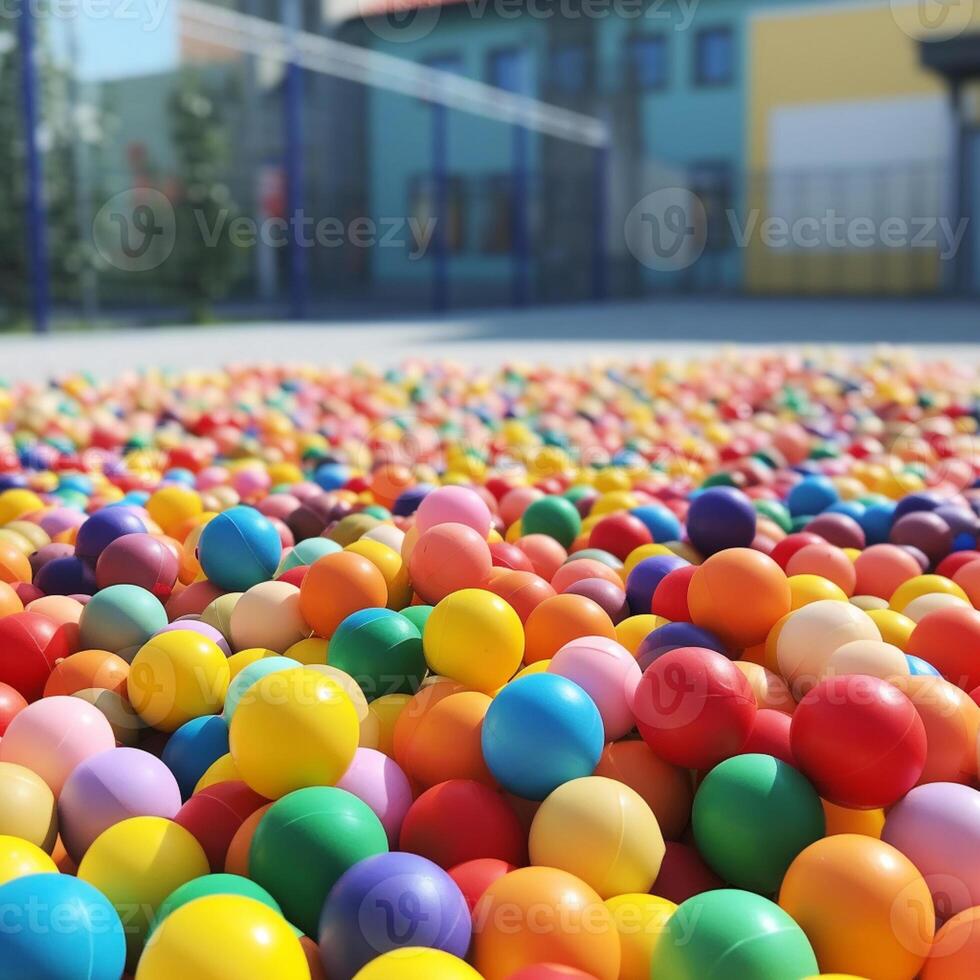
[651,889,818,979]
[754,499,792,533]
[151,874,281,935]
[327,607,426,700]
[78,584,169,661]
[692,754,825,894]
[400,604,434,634]
[520,496,582,547]
[562,548,621,570]
[249,786,389,937]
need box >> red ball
[409,524,493,604]
[508,967,599,980]
[490,542,535,573]
[0,611,74,702]
[0,681,28,735]
[790,674,927,809]
[936,550,980,579]
[588,514,653,561]
[737,708,795,766]
[651,565,695,621]
[399,779,527,870]
[651,841,724,904]
[906,606,980,692]
[769,532,823,571]
[174,780,269,871]
[278,565,308,588]
[633,647,756,770]
[448,858,516,913]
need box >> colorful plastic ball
[635,621,727,671]
[162,715,229,801]
[0,761,57,851]
[779,835,934,980]
[482,674,604,801]
[225,580,307,654]
[74,508,146,564]
[891,511,954,565]
[416,485,492,538]
[633,647,756,771]
[448,858,515,913]
[738,707,795,763]
[788,574,848,608]
[127,629,230,732]
[854,544,922,599]
[151,872,281,934]
[229,666,359,799]
[409,524,493,605]
[0,872,126,980]
[249,785,389,937]
[78,585,168,662]
[922,906,980,980]
[651,563,696,622]
[686,486,757,556]
[43,649,128,699]
[146,485,204,538]
[776,599,881,696]
[650,840,723,904]
[604,893,676,980]
[906,606,980,692]
[652,889,817,979]
[136,894,308,980]
[197,506,282,592]
[472,867,620,980]
[630,504,682,543]
[520,496,582,549]
[35,555,97,597]
[399,780,526,869]
[523,594,616,664]
[336,747,413,845]
[547,636,640,740]
[0,834,57,885]
[890,574,968,613]
[907,653,941,676]
[790,674,926,808]
[515,535,568,581]
[805,512,866,550]
[498,965,597,979]
[786,543,856,595]
[883,782,980,921]
[563,578,629,623]
[222,655,301,721]
[94,533,179,599]
[788,475,839,517]
[733,661,796,714]
[276,537,341,576]
[692,753,824,894]
[588,513,652,561]
[319,851,472,978]
[299,551,389,638]
[351,948,482,980]
[174,779,267,871]
[77,815,209,963]
[485,570,555,623]
[0,580,23,618]
[529,776,664,899]
[820,638,909,683]
[58,747,182,863]
[0,695,115,797]
[624,554,686,616]
[0,611,74,702]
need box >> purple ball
[686,486,757,556]
[95,532,179,597]
[893,491,944,521]
[625,555,688,616]
[890,511,954,566]
[564,577,629,623]
[153,620,232,657]
[34,555,97,596]
[934,504,979,539]
[637,622,729,672]
[58,747,182,862]
[805,512,866,550]
[29,542,75,577]
[318,851,472,978]
[74,508,146,564]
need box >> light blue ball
[0,873,126,980]
[481,674,604,801]
[313,462,349,491]
[906,654,941,677]
[276,537,342,576]
[787,475,839,517]
[161,714,229,800]
[78,584,168,661]
[223,656,302,721]
[859,502,896,545]
[630,504,682,543]
[198,505,282,591]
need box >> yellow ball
[362,692,412,757]
[136,894,309,980]
[194,753,242,794]
[820,639,909,683]
[0,489,44,526]
[0,763,57,852]
[229,667,359,798]
[623,544,672,577]
[78,816,209,964]
[227,648,278,681]
[789,574,848,609]
[528,776,666,899]
[889,574,968,613]
[128,630,230,732]
[345,539,412,610]
[423,589,524,694]
[352,948,482,980]
[146,486,204,538]
[4,520,49,551]
[284,637,329,665]
[304,664,373,746]
[0,834,57,885]
[866,608,916,650]
[605,893,677,980]
[616,614,660,655]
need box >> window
[423,53,463,75]
[548,43,589,96]
[487,48,531,95]
[689,161,734,250]
[626,35,668,91]
[479,175,515,254]
[694,28,734,87]
[409,175,466,253]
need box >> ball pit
[1,350,979,978]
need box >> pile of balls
[0,351,978,980]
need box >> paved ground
[2,298,979,381]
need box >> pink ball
[336,747,413,845]
[196,467,229,491]
[0,695,115,796]
[547,635,642,741]
[256,494,301,521]
[499,487,545,527]
[415,486,492,537]
[38,508,87,538]
[232,467,272,499]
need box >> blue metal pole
[431,102,449,314]
[283,0,307,320]
[511,125,529,306]
[591,139,609,302]
[18,6,50,334]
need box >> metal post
[283,0,307,319]
[591,139,609,301]
[432,102,449,313]
[511,124,529,306]
[18,4,50,333]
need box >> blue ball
[34,555,97,596]
[826,500,866,521]
[481,674,604,801]
[162,715,230,800]
[686,487,757,556]
[313,462,349,491]
[636,622,728,672]
[163,468,196,486]
[786,475,839,517]
[625,555,688,616]
[318,852,471,978]
[630,504,682,543]
[0,873,126,980]
[906,654,941,677]
[893,491,943,522]
[277,537,342,574]
[858,502,896,546]
[74,507,146,564]
[393,484,435,518]
[198,505,282,591]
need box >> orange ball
[392,679,466,765]
[484,571,555,623]
[785,543,856,596]
[593,740,692,841]
[550,560,622,593]
[906,606,980,692]
[370,464,413,509]
[43,649,130,698]
[952,559,980,608]
[516,535,568,581]
[890,674,980,785]
[779,835,934,980]
[688,548,791,648]
[922,906,980,980]
[854,544,922,599]
[409,524,492,605]
[0,540,30,585]
[299,551,388,637]
[224,802,272,876]
[473,867,620,980]
[733,661,796,714]
[523,594,616,665]
[821,799,885,838]
[0,581,23,617]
